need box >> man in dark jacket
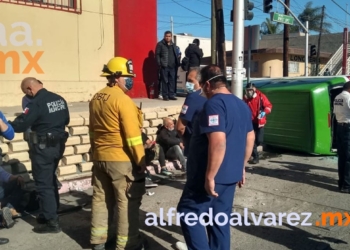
[156,118,187,170]
[156,31,179,101]
[185,39,203,70]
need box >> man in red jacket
[243,83,272,164]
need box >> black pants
[0,180,24,211]
[30,139,66,220]
[252,123,264,160]
[336,123,350,189]
[160,67,176,98]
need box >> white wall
[174,34,233,60]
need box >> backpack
[181,56,190,71]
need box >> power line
[331,0,350,16]
[169,0,210,19]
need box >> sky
[157,0,350,41]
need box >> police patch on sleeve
[208,115,219,126]
[23,107,29,115]
[181,105,189,114]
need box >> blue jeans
[177,182,237,250]
[166,145,186,169]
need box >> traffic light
[244,0,254,20]
[310,45,317,57]
[263,0,273,13]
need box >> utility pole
[316,5,325,75]
[231,0,245,99]
[247,25,252,83]
[283,0,290,76]
[211,0,217,64]
[170,16,174,41]
[305,20,309,76]
[215,0,226,76]
[277,0,309,76]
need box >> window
[244,61,259,73]
[288,61,299,73]
[0,0,81,14]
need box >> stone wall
[0,106,182,180]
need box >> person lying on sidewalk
[156,118,187,171]
[0,166,24,218]
[0,111,21,224]
[142,131,172,178]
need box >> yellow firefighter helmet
[100,57,136,77]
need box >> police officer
[9,77,69,234]
[176,67,206,165]
[89,57,146,250]
[177,65,255,249]
[333,81,350,193]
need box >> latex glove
[258,111,266,119]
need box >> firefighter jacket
[89,86,145,166]
[243,90,272,128]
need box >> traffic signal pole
[231,0,245,99]
[305,21,308,76]
[275,0,309,76]
[231,0,253,99]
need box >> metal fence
[0,0,82,14]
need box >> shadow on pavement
[233,219,346,250]
[246,163,339,192]
[269,160,338,173]
[21,191,92,249]
[139,209,184,250]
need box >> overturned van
[249,76,350,155]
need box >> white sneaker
[158,95,163,100]
[175,241,188,250]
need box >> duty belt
[338,122,350,126]
[24,131,67,148]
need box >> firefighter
[89,57,146,250]
[243,83,272,164]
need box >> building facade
[0,0,157,107]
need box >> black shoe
[145,177,158,188]
[248,158,259,164]
[36,214,47,224]
[0,238,9,245]
[33,218,62,234]
[92,243,105,250]
[163,98,169,101]
[1,207,15,228]
[340,188,350,194]
[169,96,177,100]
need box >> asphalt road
[1,150,349,250]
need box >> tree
[297,1,332,33]
[261,18,282,35]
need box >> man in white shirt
[333,81,350,193]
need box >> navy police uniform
[9,88,70,223]
[179,89,206,157]
[177,93,252,250]
[333,89,350,191]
